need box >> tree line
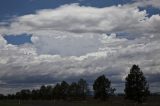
[0,65,150,103]
[0,79,89,101]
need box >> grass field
[0,96,160,106]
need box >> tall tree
[68,82,79,99]
[0,94,5,100]
[16,89,31,100]
[124,65,150,103]
[53,83,62,100]
[77,79,89,99]
[45,85,53,100]
[60,81,69,100]
[31,89,40,100]
[39,85,47,100]
[93,75,115,101]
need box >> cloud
[1,32,160,94]
[134,0,160,8]
[0,35,7,48]
[1,3,160,38]
[31,32,127,56]
[0,3,160,94]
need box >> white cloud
[0,32,160,93]
[134,0,160,8]
[0,35,7,48]
[0,3,160,94]
[31,32,127,56]
[1,3,159,38]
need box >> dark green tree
[68,82,79,99]
[45,85,53,100]
[60,81,69,100]
[77,79,89,99]
[16,89,31,100]
[0,94,5,100]
[7,94,15,100]
[31,89,40,100]
[39,85,47,100]
[124,65,150,103]
[53,83,62,100]
[93,75,115,101]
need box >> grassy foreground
[0,96,160,106]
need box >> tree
[0,94,5,100]
[31,89,40,100]
[60,81,69,100]
[93,75,115,100]
[39,85,47,100]
[16,89,31,100]
[68,82,79,99]
[53,83,61,100]
[45,85,53,100]
[124,65,150,103]
[77,79,89,99]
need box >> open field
[0,96,160,106]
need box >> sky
[0,0,160,94]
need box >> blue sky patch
[139,6,160,17]
[0,0,133,21]
[4,34,32,45]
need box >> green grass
[0,96,160,106]
[0,101,159,106]
[0,100,107,106]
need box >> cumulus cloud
[0,3,160,94]
[0,35,7,48]
[134,0,160,8]
[1,3,160,38]
[1,32,160,94]
[31,32,128,56]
